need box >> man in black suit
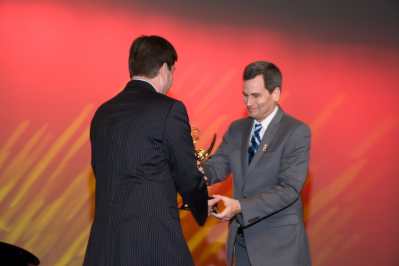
[83,35,208,266]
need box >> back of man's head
[243,61,282,93]
[128,35,177,78]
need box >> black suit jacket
[83,80,208,266]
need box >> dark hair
[128,35,177,78]
[243,61,282,93]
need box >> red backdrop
[1,2,399,265]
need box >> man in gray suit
[205,61,311,266]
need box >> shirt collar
[132,76,158,92]
[255,105,279,130]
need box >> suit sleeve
[239,124,311,227]
[203,124,235,185]
[164,100,208,225]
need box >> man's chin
[247,112,256,118]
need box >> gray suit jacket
[204,108,311,266]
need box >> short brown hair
[128,35,177,78]
[243,61,282,93]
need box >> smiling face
[243,74,280,121]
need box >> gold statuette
[179,127,217,211]
[191,127,217,162]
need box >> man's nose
[246,97,253,106]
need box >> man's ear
[272,87,281,101]
[159,62,168,75]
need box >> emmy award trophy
[179,127,216,210]
[191,127,217,162]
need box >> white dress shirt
[249,106,279,143]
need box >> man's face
[243,75,280,121]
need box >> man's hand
[208,196,220,216]
[210,194,241,221]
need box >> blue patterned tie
[248,123,262,164]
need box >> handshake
[207,193,242,222]
[190,131,241,222]
[199,168,241,222]
[180,175,242,223]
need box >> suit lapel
[240,118,253,180]
[246,109,284,175]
